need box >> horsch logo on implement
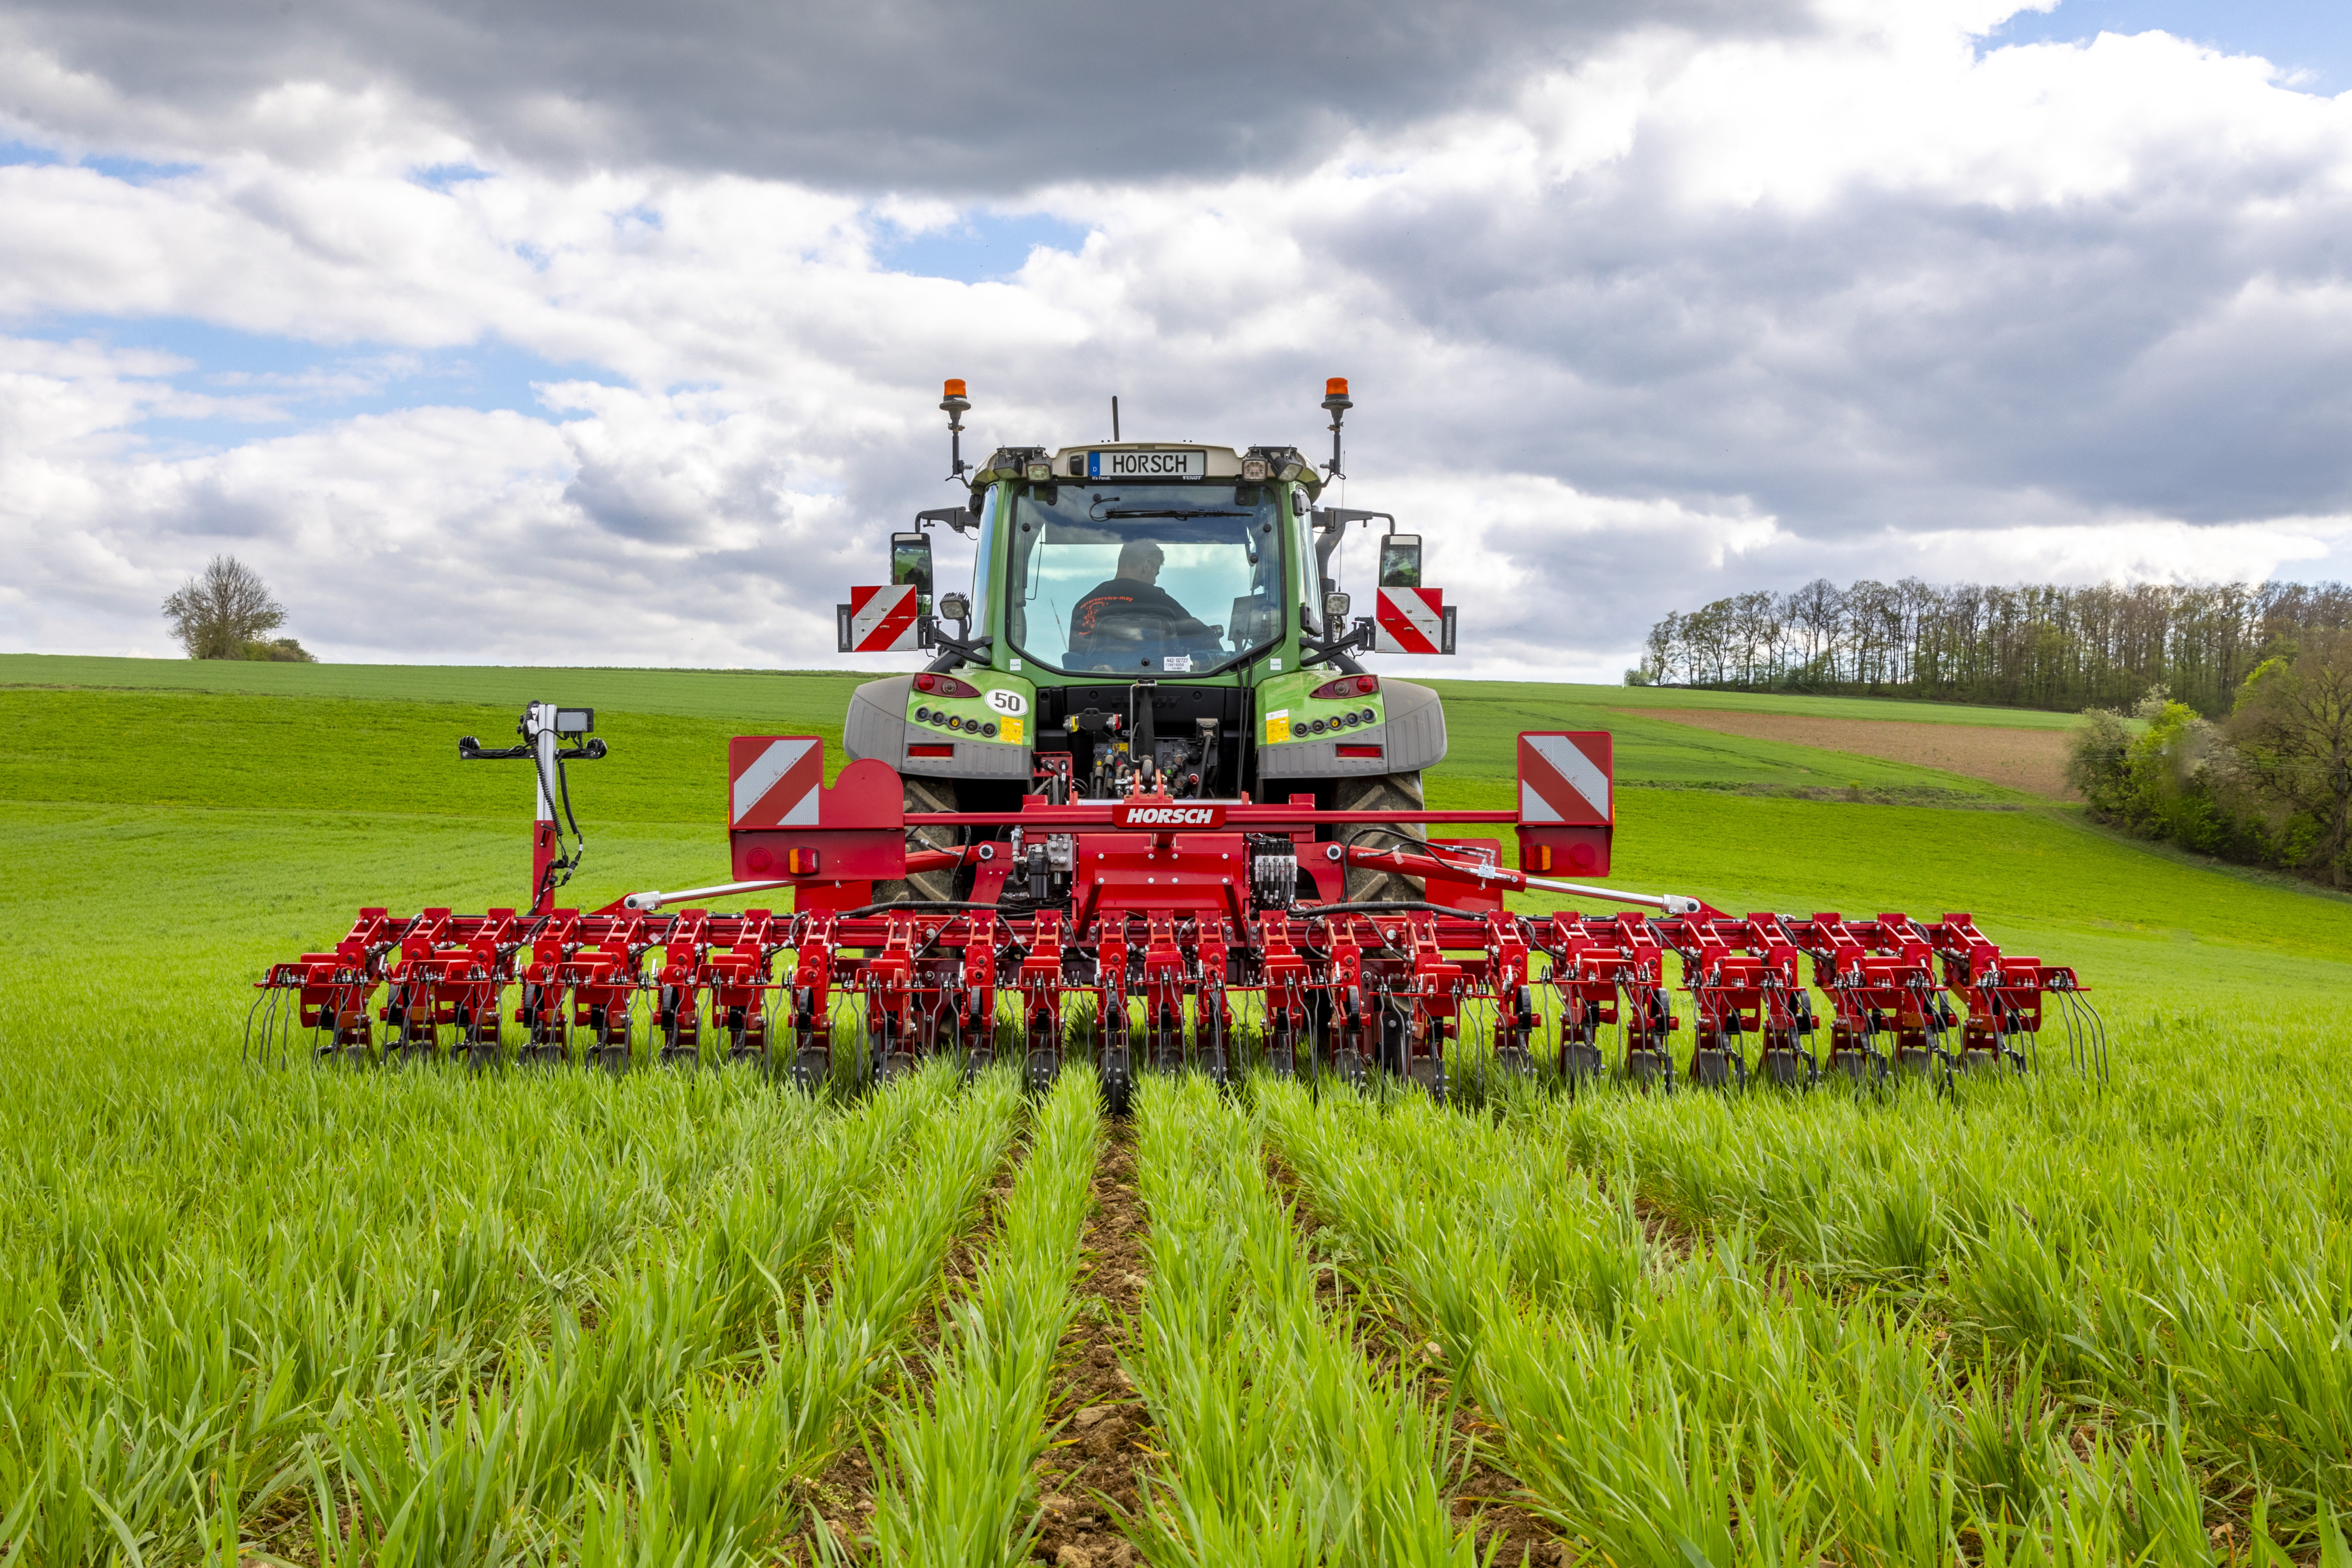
[1112,800,1226,829]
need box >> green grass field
[2,655,2348,1564]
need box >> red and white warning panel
[1515,730,1614,877]
[728,740,908,894]
[836,584,920,653]
[728,737,824,829]
[1373,587,1456,654]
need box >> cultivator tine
[650,909,708,1068]
[1015,913,1067,1094]
[1484,914,1538,1081]
[1257,910,1308,1081]
[1538,915,1619,1085]
[1196,918,1233,1088]
[1091,914,1134,1111]
[1925,913,2100,1080]
[1654,911,1831,1090]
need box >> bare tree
[162,556,287,660]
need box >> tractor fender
[844,674,1034,779]
[1259,676,1446,779]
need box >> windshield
[1005,484,1284,676]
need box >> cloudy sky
[3,0,2350,680]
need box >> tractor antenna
[1321,377,1352,480]
[1112,395,1120,442]
[941,378,972,482]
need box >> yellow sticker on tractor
[1001,716,1023,745]
[1265,710,1291,743]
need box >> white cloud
[3,1,2352,679]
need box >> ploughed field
[3,654,2351,1565]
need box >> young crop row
[1259,1032,2352,1566]
[1530,1007,2352,1517]
[1122,1074,1480,1566]
[863,1064,1103,1566]
[0,1048,1057,1565]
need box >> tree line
[2068,631,2352,890]
[1635,578,2352,717]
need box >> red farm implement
[249,709,2105,1101]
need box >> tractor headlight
[1025,460,1053,482]
[1240,457,1271,482]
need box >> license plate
[1088,448,1205,480]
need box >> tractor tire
[1334,771,1427,902]
[869,774,960,903]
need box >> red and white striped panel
[846,584,920,652]
[1375,587,1446,653]
[729,736,824,829]
[1517,731,1613,826]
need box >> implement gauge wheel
[1333,771,1428,901]
[870,774,961,903]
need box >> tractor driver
[1069,539,1219,655]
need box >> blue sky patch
[0,141,199,182]
[1984,1,2352,93]
[16,315,621,453]
[875,211,1091,284]
[410,163,493,191]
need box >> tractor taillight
[1310,675,1378,700]
[917,674,979,699]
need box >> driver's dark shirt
[1070,577,1196,645]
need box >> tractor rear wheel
[1334,771,1427,903]
[870,774,960,903]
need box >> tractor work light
[1242,445,1309,486]
[1025,460,1053,482]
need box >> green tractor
[836,378,1455,904]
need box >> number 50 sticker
[986,688,1027,716]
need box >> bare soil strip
[1029,1123,1152,1568]
[1627,708,2078,798]
[783,1151,1024,1562]
[1264,1149,1567,1566]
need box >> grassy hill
[3,653,2347,1011]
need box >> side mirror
[1323,591,1352,624]
[891,531,934,605]
[1378,533,1421,589]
